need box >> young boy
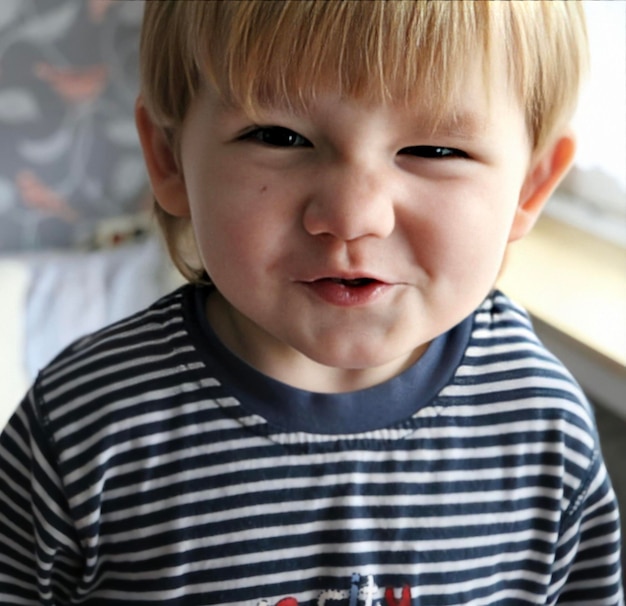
[0,1,623,604]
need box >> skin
[136,55,575,394]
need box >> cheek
[192,208,256,275]
[408,183,518,276]
[456,198,520,278]
[189,184,289,285]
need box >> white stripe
[97,532,557,580]
[95,480,562,530]
[441,375,583,398]
[51,359,209,431]
[456,356,565,376]
[56,378,222,452]
[44,305,184,379]
[46,342,196,404]
[94,494,562,554]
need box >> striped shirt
[0,285,623,605]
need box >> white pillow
[0,236,183,431]
[0,258,31,429]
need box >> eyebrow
[211,82,489,141]
[423,111,487,140]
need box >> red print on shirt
[385,585,412,606]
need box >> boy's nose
[302,162,396,241]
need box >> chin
[303,341,417,375]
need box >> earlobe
[508,132,576,242]
[135,96,190,217]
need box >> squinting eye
[399,146,469,159]
[241,126,312,148]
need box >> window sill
[497,214,626,417]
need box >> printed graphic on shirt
[257,574,412,606]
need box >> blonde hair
[139,0,588,282]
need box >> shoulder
[456,290,595,424]
[441,290,601,500]
[24,283,229,504]
[473,288,544,342]
[39,286,190,378]
[462,290,591,407]
[31,285,204,436]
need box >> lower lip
[302,279,392,307]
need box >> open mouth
[304,276,390,306]
[326,277,377,287]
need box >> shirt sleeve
[0,389,81,605]
[551,448,624,605]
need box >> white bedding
[0,258,31,428]
[0,237,182,430]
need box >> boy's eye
[240,126,312,148]
[399,146,469,159]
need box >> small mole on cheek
[260,185,268,194]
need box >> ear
[508,132,576,242]
[135,96,190,217]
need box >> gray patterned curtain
[0,0,146,251]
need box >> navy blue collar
[188,285,473,434]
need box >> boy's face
[147,55,564,393]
